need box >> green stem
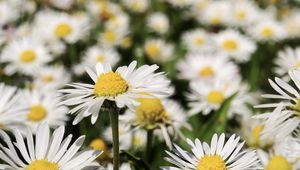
[145,130,153,163]
[109,108,119,170]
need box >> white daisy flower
[18,90,69,133]
[50,0,74,10]
[121,97,189,148]
[257,146,297,170]
[176,53,239,82]
[214,29,256,62]
[163,133,261,170]
[86,1,121,21]
[0,37,52,75]
[32,65,71,91]
[144,39,174,63]
[247,19,287,41]
[0,83,27,132]
[99,28,128,47]
[0,0,20,26]
[0,123,102,170]
[147,12,169,35]
[74,45,120,75]
[228,0,260,27]
[198,1,231,26]
[274,47,300,78]
[60,61,172,124]
[105,13,129,32]
[122,0,149,13]
[282,11,300,39]
[181,29,215,53]
[187,79,240,115]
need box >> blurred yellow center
[135,98,169,129]
[261,27,274,38]
[199,66,214,77]
[207,90,224,104]
[94,71,128,97]
[20,50,37,63]
[252,124,264,145]
[55,23,73,38]
[26,159,58,170]
[211,16,221,25]
[89,138,107,151]
[27,105,47,122]
[295,61,300,67]
[103,30,117,43]
[197,155,226,170]
[96,54,105,62]
[133,135,142,146]
[236,10,246,20]
[194,36,204,45]
[265,156,292,170]
[222,39,238,51]
[42,75,54,83]
[145,43,160,59]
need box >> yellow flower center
[103,30,117,43]
[295,61,300,68]
[20,50,37,63]
[55,23,73,38]
[96,54,105,62]
[27,105,47,122]
[89,138,107,151]
[194,36,204,45]
[261,27,274,38]
[94,71,128,97]
[135,98,170,129]
[236,10,246,21]
[222,39,238,51]
[211,16,221,25]
[252,124,264,145]
[42,75,54,83]
[145,43,160,59]
[26,159,58,170]
[197,155,227,170]
[207,90,225,104]
[265,156,292,170]
[121,36,132,48]
[133,135,142,146]
[199,66,214,77]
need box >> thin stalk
[109,108,119,170]
[145,129,153,162]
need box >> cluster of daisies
[0,0,299,169]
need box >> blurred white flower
[147,12,169,34]
[144,39,174,63]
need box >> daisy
[147,12,169,35]
[60,61,172,124]
[181,29,215,53]
[49,0,74,10]
[198,1,231,26]
[99,28,128,47]
[32,65,71,91]
[274,47,300,78]
[214,29,256,62]
[86,0,121,21]
[0,37,52,75]
[0,0,20,26]
[282,11,300,39]
[247,19,286,42]
[89,138,111,160]
[143,39,174,63]
[121,97,189,148]
[0,123,102,170]
[18,89,69,133]
[255,69,300,111]
[187,78,240,115]
[176,53,239,82]
[162,133,261,170]
[74,45,120,75]
[122,0,149,13]
[0,83,27,132]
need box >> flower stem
[109,108,119,170]
[145,129,153,163]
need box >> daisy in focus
[0,37,51,75]
[162,133,261,170]
[18,90,69,132]
[274,47,300,78]
[60,61,172,124]
[0,123,102,170]
[214,29,256,62]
